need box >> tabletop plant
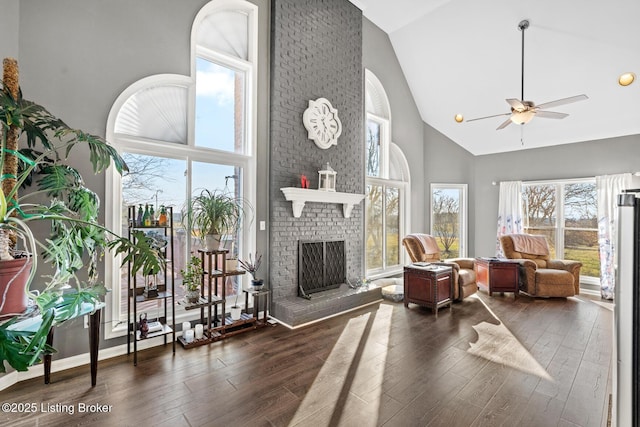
[0,58,163,373]
[180,255,203,303]
[238,252,263,287]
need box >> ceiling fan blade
[506,98,526,111]
[466,112,511,122]
[535,110,569,119]
[535,94,588,110]
[497,117,513,130]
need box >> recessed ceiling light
[454,114,464,123]
[619,72,635,86]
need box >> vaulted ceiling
[351,0,640,155]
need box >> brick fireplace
[268,0,381,327]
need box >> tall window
[364,70,410,277]
[105,0,258,336]
[430,184,467,258]
[523,179,598,283]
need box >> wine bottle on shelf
[150,205,156,225]
[143,204,151,226]
[136,205,143,227]
[158,205,167,226]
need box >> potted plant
[239,252,263,289]
[0,58,162,372]
[229,290,242,321]
[180,255,203,303]
[183,189,250,252]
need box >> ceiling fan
[466,19,588,130]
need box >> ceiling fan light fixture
[619,72,636,86]
[454,114,464,123]
[510,110,535,125]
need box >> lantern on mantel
[318,163,336,192]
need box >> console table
[403,264,453,318]
[7,302,103,386]
[475,257,520,299]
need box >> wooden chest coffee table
[404,264,453,317]
[475,257,520,298]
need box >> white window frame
[103,0,258,339]
[366,177,408,278]
[364,69,410,278]
[365,113,389,179]
[522,177,598,286]
[429,183,468,258]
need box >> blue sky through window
[195,57,242,152]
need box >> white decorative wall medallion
[302,98,342,149]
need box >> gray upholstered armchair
[402,233,477,301]
[500,234,582,297]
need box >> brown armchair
[499,234,582,297]
[402,233,477,301]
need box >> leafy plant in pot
[239,253,263,289]
[230,290,242,321]
[180,255,203,303]
[182,189,250,252]
[0,58,163,372]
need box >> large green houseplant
[183,189,250,251]
[0,58,162,372]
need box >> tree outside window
[523,181,598,279]
[430,184,466,258]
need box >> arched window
[104,0,258,335]
[365,70,410,277]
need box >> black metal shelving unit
[126,205,175,365]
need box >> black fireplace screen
[298,240,345,296]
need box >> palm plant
[183,189,250,250]
[0,58,162,372]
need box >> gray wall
[362,18,425,233]
[269,0,364,310]
[0,0,19,60]
[474,134,640,256]
[423,122,476,253]
[12,0,270,359]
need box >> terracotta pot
[0,256,32,316]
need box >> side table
[243,285,270,326]
[403,264,453,318]
[475,257,519,299]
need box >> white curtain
[597,173,632,300]
[496,181,524,257]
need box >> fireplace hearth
[298,240,345,297]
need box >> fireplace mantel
[280,187,365,218]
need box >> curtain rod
[492,172,640,186]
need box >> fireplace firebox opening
[298,240,346,298]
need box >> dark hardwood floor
[0,292,612,427]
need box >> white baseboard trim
[0,336,171,391]
[580,287,602,297]
[269,298,383,330]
